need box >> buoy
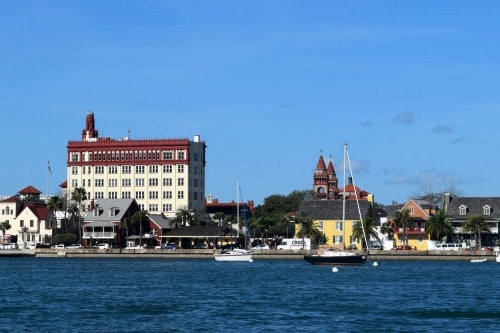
[332,266,339,272]
[249,258,253,263]
[373,261,378,267]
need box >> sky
[1,1,500,206]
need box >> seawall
[1,249,497,261]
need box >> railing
[82,232,116,239]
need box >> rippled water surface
[0,257,498,332]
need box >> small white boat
[496,252,500,263]
[214,248,253,262]
[470,258,488,263]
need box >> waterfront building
[0,186,54,247]
[66,112,206,218]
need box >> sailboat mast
[342,143,347,248]
[236,179,240,239]
[345,145,369,251]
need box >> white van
[435,243,461,251]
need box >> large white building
[66,112,206,217]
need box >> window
[483,205,491,215]
[317,221,324,232]
[149,178,158,186]
[136,178,144,187]
[95,192,104,199]
[109,179,118,187]
[95,166,105,174]
[459,205,467,215]
[194,153,199,161]
[136,191,144,199]
[193,179,198,187]
[109,192,118,199]
[334,236,343,244]
[163,178,172,186]
[122,179,131,187]
[177,191,184,199]
[109,166,118,174]
[335,221,343,231]
[95,179,104,187]
[163,165,172,173]
[109,208,119,217]
[409,206,414,215]
[71,179,78,187]
[122,191,131,199]
[163,191,172,199]
[178,165,184,173]
[135,165,145,174]
[163,204,172,212]
[72,166,78,175]
[30,220,34,228]
[177,150,185,160]
[163,150,173,160]
[149,191,158,199]
[149,204,158,212]
[71,152,79,162]
[122,165,131,174]
[149,165,158,173]
[178,178,184,186]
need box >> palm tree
[352,216,379,249]
[212,212,226,226]
[0,221,11,244]
[173,209,192,227]
[71,187,87,240]
[425,209,452,241]
[462,214,490,250]
[392,209,412,246]
[380,220,395,240]
[295,211,321,247]
[47,195,63,238]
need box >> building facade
[67,112,206,217]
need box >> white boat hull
[214,254,253,262]
[470,258,488,263]
[214,249,253,262]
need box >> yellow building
[299,199,373,249]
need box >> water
[0,258,498,332]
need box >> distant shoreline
[1,249,497,261]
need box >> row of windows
[72,164,184,175]
[70,177,197,188]
[89,191,186,201]
[70,150,187,162]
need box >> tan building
[66,112,206,218]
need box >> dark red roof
[18,185,42,195]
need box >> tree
[173,209,193,227]
[425,209,452,241]
[380,220,395,240]
[47,195,63,238]
[392,209,412,246]
[295,211,322,246]
[352,216,379,249]
[462,214,490,250]
[70,187,87,240]
[0,221,11,244]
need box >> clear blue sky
[1,1,499,206]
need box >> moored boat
[214,248,252,262]
[470,258,488,263]
[304,248,367,265]
[496,252,500,263]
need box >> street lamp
[21,226,28,249]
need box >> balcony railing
[83,232,116,239]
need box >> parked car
[368,244,382,250]
[193,244,209,249]
[346,244,358,250]
[95,243,110,249]
[251,244,270,251]
[53,244,65,250]
[155,243,177,250]
[66,244,83,249]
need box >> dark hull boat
[304,249,367,266]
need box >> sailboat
[304,143,368,266]
[215,179,253,262]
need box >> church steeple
[313,151,339,200]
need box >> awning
[84,221,118,228]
